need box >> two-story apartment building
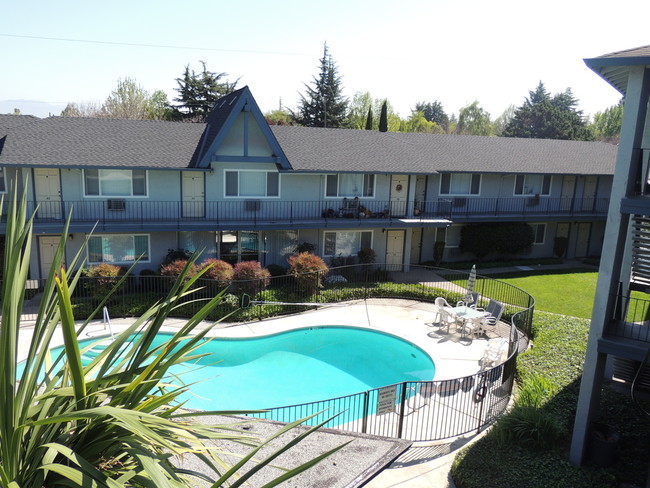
[0,87,616,281]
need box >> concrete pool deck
[18,298,506,487]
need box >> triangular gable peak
[192,86,291,169]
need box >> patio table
[444,306,488,338]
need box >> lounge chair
[479,299,505,336]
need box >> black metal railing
[12,264,533,442]
[15,197,609,228]
[608,293,650,343]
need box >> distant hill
[0,99,66,118]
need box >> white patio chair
[481,338,509,367]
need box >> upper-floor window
[440,174,480,195]
[326,174,374,198]
[84,169,147,197]
[514,174,551,196]
[225,170,279,198]
[88,234,150,264]
[323,230,372,256]
[0,167,6,193]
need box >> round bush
[84,263,123,299]
[232,261,270,296]
[288,252,329,294]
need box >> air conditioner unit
[107,199,126,211]
[245,200,261,211]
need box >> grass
[488,268,598,318]
[451,312,650,488]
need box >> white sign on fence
[376,385,397,415]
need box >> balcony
[11,196,610,232]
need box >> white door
[575,223,591,257]
[582,176,598,211]
[39,235,62,280]
[390,175,408,216]
[182,172,205,218]
[34,168,62,219]
[561,175,575,211]
[410,228,422,264]
[386,230,405,271]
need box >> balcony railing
[608,294,650,343]
[17,196,609,227]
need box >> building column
[570,66,650,465]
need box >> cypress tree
[379,100,388,132]
[365,107,373,130]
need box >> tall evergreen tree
[365,107,373,130]
[502,82,592,140]
[379,100,388,132]
[172,61,238,122]
[294,44,348,127]
[414,101,449,131]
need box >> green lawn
[488,268,598,318]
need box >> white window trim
[223,169,281,199]
[439,174,481,196]
[513,174,552,197]
[531,223,546,245]
[82,169,149,198]
[87,234,151,264]
[322,230,373,257]
[324,174,376,199]
[0,167,6,193]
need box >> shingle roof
[0,110,617,176]
[271,126,617,175]
[0,114,40,135]
[585,45,650,95]
[0,116,206,169]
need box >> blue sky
[1,0,648,119]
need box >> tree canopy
[293,44,348,127]
[414,100,449,131]
[589,101,624,143]
[502,82,592,140]
[456,101,492,136]
[173,61,238,122]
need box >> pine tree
[379,100,388,132]
[503,82,592,140]
[294,44,348,127]
[365,107,373,130]
[172,62,238,122]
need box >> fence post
[362,391,369,434]
[397,382,407,439]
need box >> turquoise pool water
[45,326,435,411]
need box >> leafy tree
[293,44,348,127]
[365,107,373,130]
[456,101,492,136]
[414,100,449,131]
[492,105,515,136]
[589,101,624,143]
[502,82,592,140]
[346,91,373,129]
[402,111,440,133]
[379,100,388,132]
[61,79,171,120]
[173,61,238,122]
[265,109,294,125]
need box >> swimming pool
[59,326,435,411]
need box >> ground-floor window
[436,226,461,248]
[531,223,546,244]
[179,231,217,260]
[88,234,150,264]
[218,231,260,265]
[323,230,372,257]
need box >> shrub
[491,406,564,450]
[357,247,376,264]
[288,252,329,294]
[294,242,316,254]
[232,260,270,296]
[160,259,198,283]
[199,259,234,286]
[553,236,569,259]
[84,263,122,299]
[162,248,193,265]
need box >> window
[531,223,546,245]
[436,226,461,248]
[323,230,372,256]
[440,174,480,195]
[179,231,216,259]
[88,234,149,264]
[325,174,374,198]
[218,231,260,264]
[0,167,6,193]
[225,170,279,197]
[84,169,147,197]
[514,175,551,196]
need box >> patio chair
[462,315,484,339]
[481,338,509,368]
[457,290,480,308]
[433,297,455,332]
[479,299,505,336]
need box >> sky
[1,0,649,121]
